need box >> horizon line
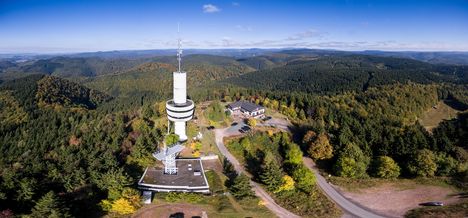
[2,47,468,56]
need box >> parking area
[225,121,248,136]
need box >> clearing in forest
[418,100,462,132]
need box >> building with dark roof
[138,159,210,194]
[228,100,265,118]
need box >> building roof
[228,100,264,112]
[152,143,185,160]
[138,159,209,190]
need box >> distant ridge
[2,48,468,65]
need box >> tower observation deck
[165,29,194,142]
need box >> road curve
[302,157,387,218]
[214,128,300,218]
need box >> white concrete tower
[165,27,194,142]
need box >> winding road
[214,118,388,218]
[303,157,387,218]
[214,127,301,218]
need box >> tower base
[174,121,187,142]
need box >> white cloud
[287,29,325,41]
[203,4,220,13]
[235,25,253,32]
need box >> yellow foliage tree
[308,133,334,160]
[110,198,136,215]
[267,129,274,137]
[131,118,146,132]
[247,118,257,127]
[275,175,295,193]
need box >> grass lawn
[328,176,462,193]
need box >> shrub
[435,153,458,176]
[408,149,437,177]
[165,134,179,145]
[164,192,203,203]
[110,198,136,215]
[275,175,295,193]
[372,156,400,179]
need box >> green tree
[435,153,458,176]
[223,157,237,180]
[229,174,254,200]
[29,191,70,218]
[334,143,370,178]
[96,169,132,200]
[260,159,283,192]
[16,178,36,202]
[240,137,252,152]
[408,149,437,177]
[165,133,179,146]
[372,156,400,179]
[206,101,226,122]
[291,164,316,193]
[285,143,303,165]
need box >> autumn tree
[247,118,257,127]
[275,175,295,193]
[307,133,333,160]
[302,130,317,144]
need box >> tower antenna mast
[177,23,182,72]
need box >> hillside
[0,74,156,217]
[0,74,112,110]
[0,52,467,217]
[226,55,467,94]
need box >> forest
[0,51,467,217]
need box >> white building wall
[174,121,187,141]
[173,72,187,104]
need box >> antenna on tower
[177,22,182,72]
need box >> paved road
[216,120,387,218]
[303,157,387,218]
[214,127,300,218]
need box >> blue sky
[0,0,467,53]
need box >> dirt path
[339,182,461,217]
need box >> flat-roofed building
[138,159,210,194]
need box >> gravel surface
[340,182,460,217]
